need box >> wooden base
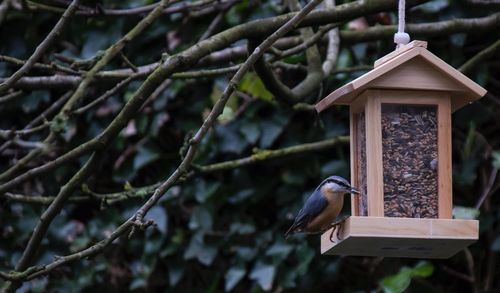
[321,216,478,259]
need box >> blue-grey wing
[286,190,328,235]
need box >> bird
[285,175,360,240]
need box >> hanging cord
[394,0,410,48]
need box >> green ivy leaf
[239,72,273,101]
[492,151,500,170]
[453,206,480,219]
[197,244,218,266]
[148,206,168,234]
[249,262,275,291]
[381,268,412,293]
[411,261,434,277]
[194,180,220,203]
[225,265,246,292]
[133,145,160,170]
[492,236,500,251]
[380,261,434,293]
[265,242,293,260]
[169,264,185,286]
[259,115,289,148]
[230,222,256,235]
[240,122,260,144]
[188,206,213,231]
[295,244,314,275]
[184,232,218,266]
[20,90,50,113]
[235,246,257,262]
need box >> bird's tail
[284,224,297,240]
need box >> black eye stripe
[320,178,351,189]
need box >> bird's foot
[327,216,349,243]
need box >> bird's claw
[328,217,348,243]
[328,223,342,243]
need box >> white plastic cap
[394,32,410,45]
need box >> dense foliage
[0,0,499,292]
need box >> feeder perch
[315,41,486,259]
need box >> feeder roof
[315,41,487,113]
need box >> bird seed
[381,104,438,218]
[356,112,368,216]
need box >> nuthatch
[285,176,360,240]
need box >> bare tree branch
[21,0,218,17]
[0,0,416,193]
[1,136,349,206]
[0,90,24,104]
[459,39,500,76]
[322,0,340,75]
[0,0,80,94]
[3,1,175,291]
[4,12,497,90]
[0,0,326,282]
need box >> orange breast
[306,190,344,232]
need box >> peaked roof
[315,41,487,113]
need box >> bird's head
[318,175,360,195]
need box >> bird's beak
[350,187,360,194]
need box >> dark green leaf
[188,206,213,231]
[169,264,185,286]
[184,232,218,266]
[259,115,288,148]
[250,262,275,291]
[148,206,168,234]
[225,266,246,291]
[453,206,480,219]
[230,222,256,235]
[492,151,500,170]
[295,244,314,275]
[265,242,293,259]
[235,246,258,262]
[133,145,160,170]
[195,180,221,203]
[240,123,260,144]
[492,236,500,251]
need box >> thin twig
[7,138,46,150]
[195,136,349,173]
[0,0,173,193]
[0,91,72,155]
[441,265,474,283]
[3,2,174,291]
[7,9,495,90]
[72,74,137,115]
[0,0,10,26]
[1,0,325,282]
[119,52,138,72]
[459,39,500,75]
[475,167,498,209]
[0,55,79,75]
[0,90,24,104]
[268,23,338,63]
[0,123,49,140]
[23,0,216,17]
[0,0,80,94]
[464,248,478,293]
[131,0,325,240]
[199,9,227,41]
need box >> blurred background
[0,0,499,292]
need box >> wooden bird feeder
[316,41,486,258]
